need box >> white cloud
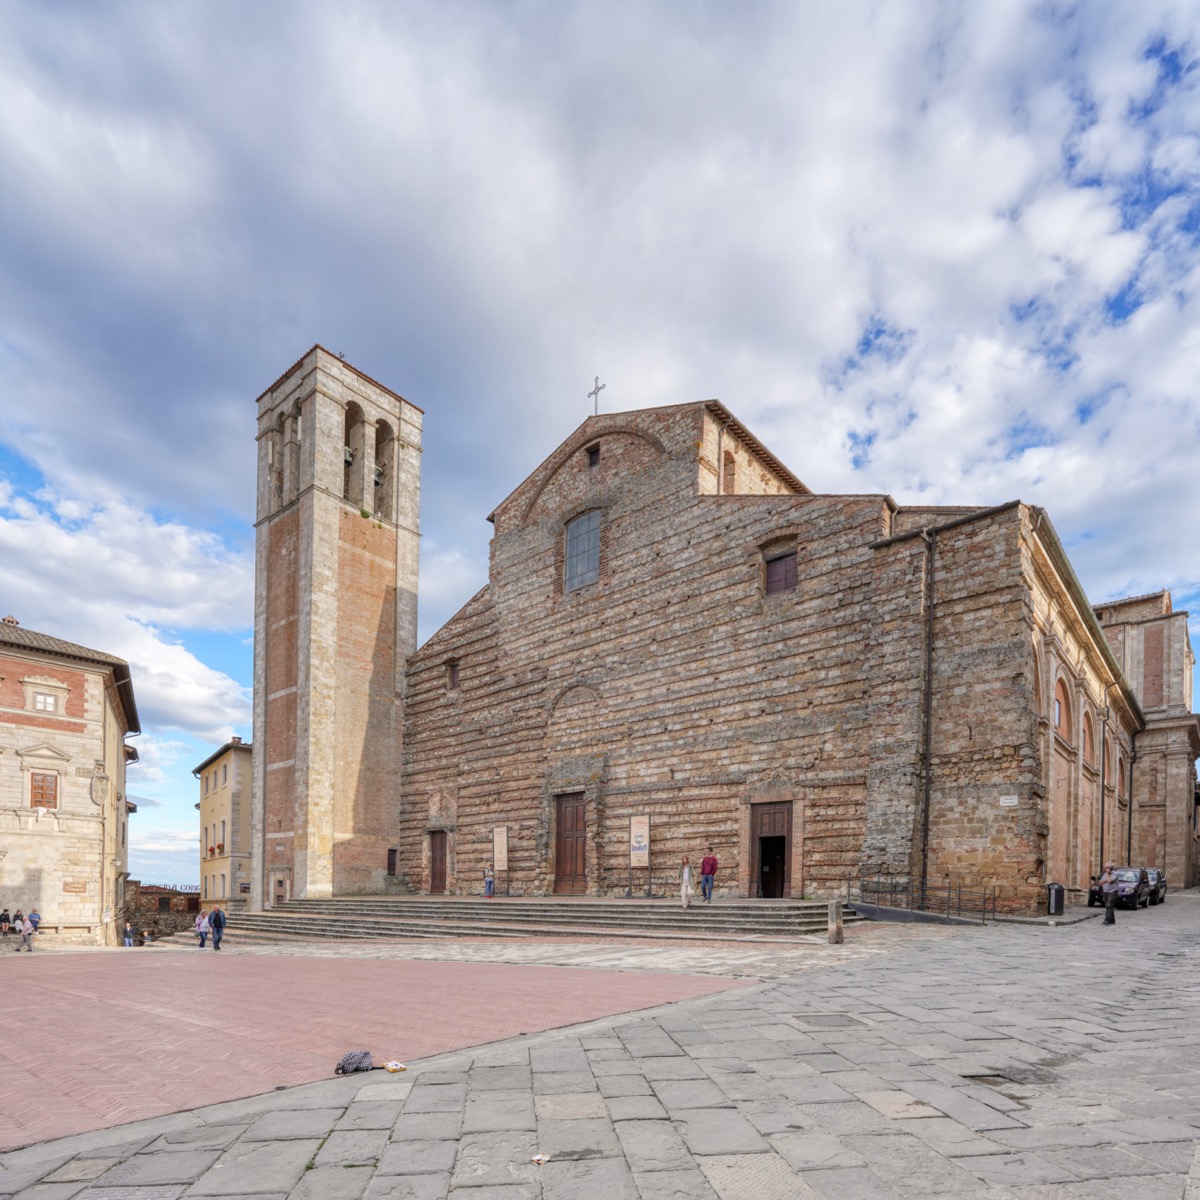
[0,487,252,739]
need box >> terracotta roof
[255,345,424,414]
[0,620,126,666]
[0,619,140,734]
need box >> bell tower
[250,347,422,905]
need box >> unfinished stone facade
[396,401,1197,913]
[249,351,1198,914]
[250,347,422,903]
[0,617,139,945]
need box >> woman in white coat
[679,856,694,910]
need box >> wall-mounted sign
[630,815,650,867]
[62,880,87,893]
[999,795,1019,808]
[493,825,509,872]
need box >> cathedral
[250,347,1199,914]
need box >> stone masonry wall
[404,403,916,901]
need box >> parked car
[1087,867,1150,909]
[1146,868,1167,905]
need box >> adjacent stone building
[0,616,140,945]
[252,353,1199,913]
[193,737,253,907]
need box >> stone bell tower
[250,347,422,905]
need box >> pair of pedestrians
[679,848,719,908]
[194,906,226,950]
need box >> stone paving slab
[5,895,1200,1197]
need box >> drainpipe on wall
[918,528,937,903]
[1127,736,1138,865]
[715,415,734,495]
[1097,683,1114,874]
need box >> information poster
[630,815,650,867]
[493,825,509,872]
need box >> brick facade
[0,618,139,945]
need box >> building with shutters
[193,736,253,908]
[0,615,140,945]
[252,351,1199,914]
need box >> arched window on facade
[1054,679,1072,739]
[1117,753,1127,801]
[374,419,395,522]
[1082,712,1096,765]
[343,402,365,505]
[722,450,736,494]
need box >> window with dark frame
[565,509,601,592]
[387,848,398,876]
[765,551,797,595]
[586,444,600,468]
[30,772,57,809]
[447,661,460,690]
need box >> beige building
[193,737,253,907]
[0,615,140,945]
[251,352,1200,913]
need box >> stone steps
[214,896,858,945]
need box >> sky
[2,1,1199,885]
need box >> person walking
[196,910,210,949]
[123,921,134,947]
[209,906,225,951]
[16,913,34,952]
[679,856,694,910]
[699,847,718,903]
[483,862,495,898]
[1100,862,1119,926]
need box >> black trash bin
[1047,883,1065,916]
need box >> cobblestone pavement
[3,895,1198,1199]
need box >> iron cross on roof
[588,376,606,416]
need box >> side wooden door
[429,830,447,894]
[554,793,587,895]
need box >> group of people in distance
[193,906,226,950]
[0,907,40,951]
[679,847,719,909]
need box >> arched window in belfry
[268,413,285,512]
[1082,712,1096,765]
[1054,679,1072,740]
[374,419,395,522]
[284,403,302,504]
[343,402,366,506]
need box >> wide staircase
[215,895,860,945]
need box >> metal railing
[846,870,998,924]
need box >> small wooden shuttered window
[30,772,58,809]
[765,551,797,595]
